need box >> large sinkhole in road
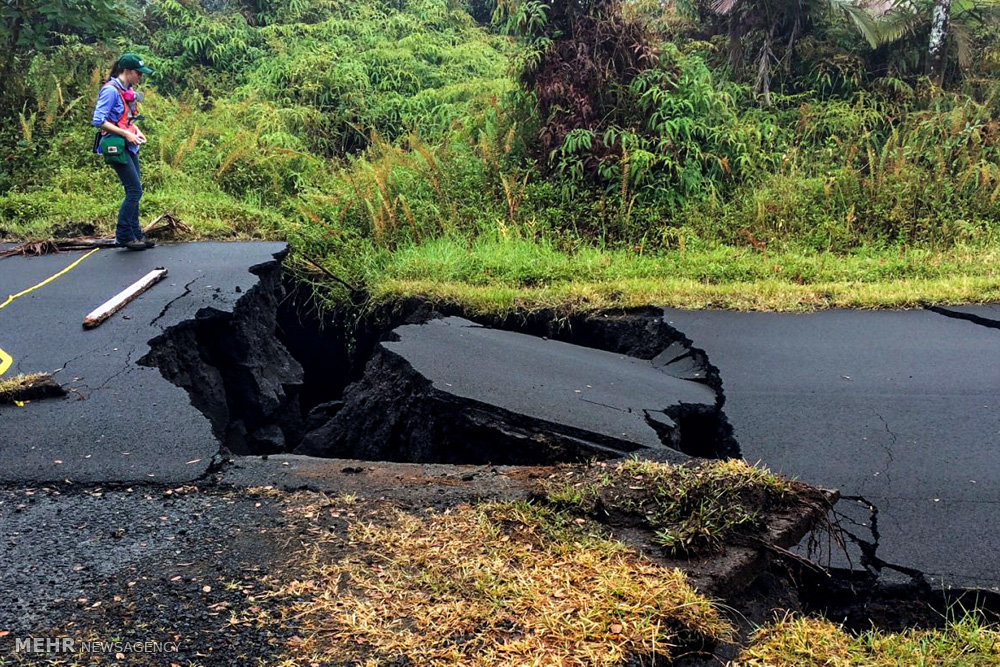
[135,264,1000,634]
[139,269,739,465]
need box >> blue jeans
[109,151,143,244]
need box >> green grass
[6,178,998,314]
[543,459,796,556]
[355,235,1000,313]
[738,613,1000,666]
[0,166,282,241]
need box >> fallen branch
[143,211,193,237]
[0,238,117,258]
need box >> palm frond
[713,0,739,15]
[951,20,974,70]
[830,0,884,47]
[877,4,925,41]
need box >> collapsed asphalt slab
[295,316,734,464]
[662,307,1000,590]
[0,242,293,484]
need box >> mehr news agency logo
[10,636,180,656]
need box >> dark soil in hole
[139,260,304,455]
[796,567,1000,633]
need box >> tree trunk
[927,0,952,86]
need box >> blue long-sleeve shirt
[92,79,139,154]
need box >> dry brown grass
[271,501,732,665]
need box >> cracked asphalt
[0,242,287,484]
[664,307,1000,590]
[3,243,998,596]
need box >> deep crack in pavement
[833,495,928,585]
[926,305,1000,330]
[149,276,201,328]
[659,307,1000,591]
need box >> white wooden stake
[83,268,168,329]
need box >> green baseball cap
[118,53,153,75]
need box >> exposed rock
[303,400,344,433]
[249,424,286,451]
[140,258,304,455]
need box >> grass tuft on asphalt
[544,459,797,556]
[736,613,1000,666]
[0,372,56,404]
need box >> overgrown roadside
[4,458,998,665]
[0,458,828,665]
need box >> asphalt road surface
[0,242,286,485]
[664,307,1000,590]
[4,242,998,591]
[383,316,715,459]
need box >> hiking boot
[123,239,148,251]
[139,237,156,248]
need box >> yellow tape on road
[0,248,100,377]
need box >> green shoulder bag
[99,134,129,165]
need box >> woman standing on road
[91,53,154,251]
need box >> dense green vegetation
[1,0,999,310]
